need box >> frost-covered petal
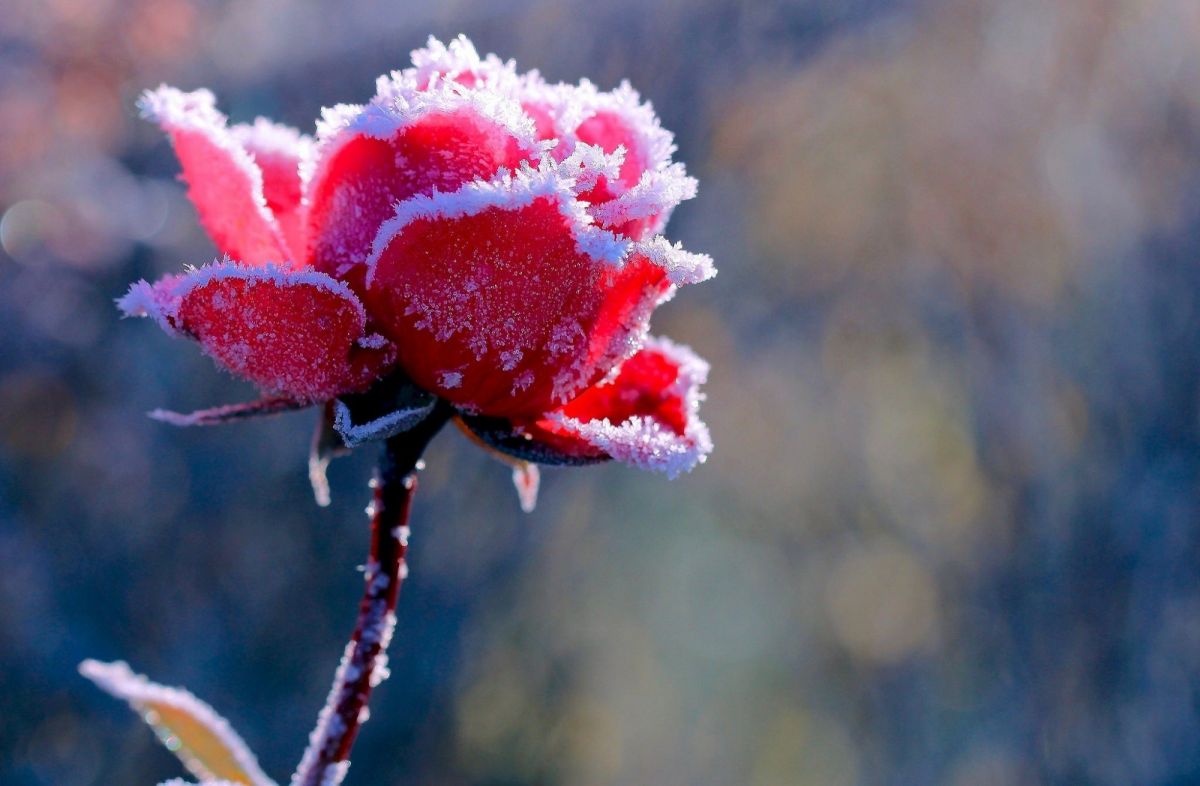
[119,262,395,402]
[231,118,314,264]
[631,236,717,286]
[536,79,677,205]
[139,86,294,267]
[306,86,539,281]
[364,161,673,419]
[589,163,697,239]
[521,337,712,477]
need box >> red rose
[121,35,714,484]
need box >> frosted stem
[290,402,451,786]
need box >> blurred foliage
[3,0,1200,784]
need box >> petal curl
[139,87,295,267]
[119,262,395,402]
[522,337,712,477]
[364,160,670,419]
[306,86,539,281]
[589,163,698,240]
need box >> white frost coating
[232,117,314,159]
[307,71,539,207]
[157,780,246,786]
[290,641,353,786]
[632,236,718,286]
[554,336,712,478]
[519,76,676,185]
[172,260,368,325]
[568,79,677,173]
[438,370,463,389]
[398,35,521,96]
[364,158,631,287]
[118,277,183,335]
[332,397,437,448]
[319,762,350,786]
[356,333,391,350]
[139,85,288,245]
[589,163,697,229]
[147,397,306,427]
[79,660,277,786]
[559,142,624,192]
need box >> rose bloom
[121,36,714,481]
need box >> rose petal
[552,80,677,205]
[364,161,671,419]
[589,163,698,240]
[139,87,294,267]
[522,337,712,477]
[231,119,313,264]
[306,89,538,282]
[119,262,395,402]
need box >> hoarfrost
[331,396,437,448]
[79,660,277,786]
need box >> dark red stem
[291,402,451,786]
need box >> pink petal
[524,337,713,477]
[364,161,671,419]
[589,163,698,240]
[542,80,678,205]
[306,90,539,282]
[119,262,395,402]
[139,87,295,268]
[231,119,314,264]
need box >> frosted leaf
[332,397,436,448]
[330,372,438,448]
[79,660,276,786]
[149,397,309,428]
[511,462,540,513]
[457,415,608,466]
[309,403,351,507]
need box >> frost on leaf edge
[79,659,277,786]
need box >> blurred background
[3,0,1200,783]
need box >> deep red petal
[121,264,394,402]
[365,172,667,419]
[307,109,531,281]
[519,338,712,476]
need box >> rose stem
[291,401,453,786]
